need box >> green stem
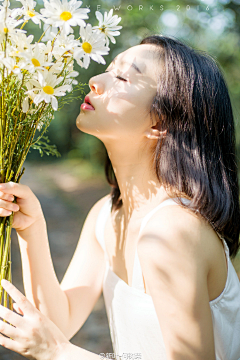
[7,249,12,311]
[0,219,5,271]
[3,264,8,309]
[38,25,51,43]
[57,55,74,79]
[20,20,28,30]
[6,251,13,335]
[1,66,5,182]
[14,104,46,181]
[16,167,25,183]
[51,29,61,50]
[5,124,22,181]
[10,73,26,120]
[0,214,13,305]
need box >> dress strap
[132,197,191,292]
[216,231,230,258]
[95,197,111,254]
[95,196,192,292]
[138,197,191,238]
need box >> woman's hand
[0,182,44,232]
[0,279,69,360]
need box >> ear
[145,127,167,140]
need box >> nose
[89,76,103,95]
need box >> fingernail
[1,279,8,286]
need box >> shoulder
[81,194,111,235]
[137,203,216,358]
[137,202,210,277]
[87,194,111,222]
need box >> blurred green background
[24,0,240,167]
[23,0,240,263]
[18,0,239,180]
[2,1,240,358]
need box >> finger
[0,208,13,217]
[13,303,24,316]
[0,192,14,202]
[0,182,30,200]
[0,318,17,340]
[0,304,22,328]
[1,280,32,316]
[0,332,22,354]
[0,199,19,213]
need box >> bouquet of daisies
[0,0,122,309]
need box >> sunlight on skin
[76,44,170,221]
[0,279,69,359]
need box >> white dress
[95,197,240,360]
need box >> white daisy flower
[38,40,54,63]
[16,0,43,27]
[9,33,34,56]
[22,96,30,112]
[1,56,25,78]
[0,0,10,7]
[41,23,58,42]
[26,70,71,110]
[40,0,90,35]
[92,9,122,47]
[48,59,65,74]
[7,33,33,67]
[52,32,80,61]
[0,3,22,20]
[74,23,110,69]
[20,43,53,73]
[22,81,36,113]
[64,70,79,91]
[0,14,24,43]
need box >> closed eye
[105,70,127,82]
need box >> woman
[0,35,239,360]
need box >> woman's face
[76,44,161,143]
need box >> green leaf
[31,135,61,158]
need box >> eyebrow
[112,56,143,74]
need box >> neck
[105,141,173,220]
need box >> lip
[81,103,95,111]
[84,95,95,109]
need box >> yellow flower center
[13,65,19,69]
[60,11,72,21]
[63,50,70,56]
[27,10,35,17]
[82,42,92,54]
[31,58,40,67]
[4,27,8,33]
[99,25,106,33]
[43,85,54,95]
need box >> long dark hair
[104,34,240,259]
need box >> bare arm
[137,205,216,360]
[0,181,110,340]
[17,193,110,340]
[17,217,70,337]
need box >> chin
[75,114,96,136]
[76,114,81,130]
[76,113,88,132]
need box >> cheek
[107,93,146,119]
[75,89,152,138]
[105,101,149,137]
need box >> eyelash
[105,70,127,82]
